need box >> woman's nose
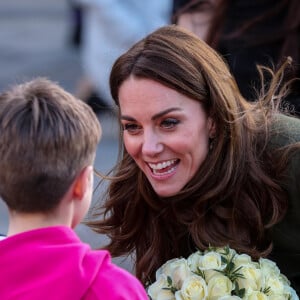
[142,130,163,157]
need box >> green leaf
[221,256,228,264]
[261,286,271,295]
[165,276,178,294]
[193,267,205,280]
[233,282,246,298]
[237,288,246,298]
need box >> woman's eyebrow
[151,107,182,120]
[120,115,136,121]
[121,107,182,122]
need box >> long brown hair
[88,25,295,285]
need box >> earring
[209,138,215,151]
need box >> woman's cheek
[124,135,140,158]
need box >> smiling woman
[118,77,215,197]
[87,25,300,293]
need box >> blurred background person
[172,0,300,116]
[73,0,172,112]
[68,0,84,48]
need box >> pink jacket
[0,226,148,300]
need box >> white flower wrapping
[147,246,299,300]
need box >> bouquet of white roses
[147,246,299,300]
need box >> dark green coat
[268,114,300,293]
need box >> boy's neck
[7,210,72,237]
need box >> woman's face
[118,77,215,197]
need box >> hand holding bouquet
[147,246,299,300]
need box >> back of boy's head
[0,78,101,213]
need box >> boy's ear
[72,166,93,200]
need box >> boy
[0,78,148,300]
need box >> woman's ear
[208,116,216,138]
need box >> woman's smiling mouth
[148,159,179,175]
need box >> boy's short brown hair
[0,78,101,212]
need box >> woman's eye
[123,123,141,134]
[161,118,180,129]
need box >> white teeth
[149,159,176,170]
[153,166,176,175]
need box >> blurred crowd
[68,0,172,112]
[68,0,299,116]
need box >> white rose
[200,252,226,270]
[207,247,237,258]
[187,251,203,273]
[155,290,176,300]
[247,290,268,300]
[175,275,208,300]
[259,258,280,278]
[148,274,171,300]
[283,286,300,300]
[278,273,291,286]
[207,274,234,300]
[156,258,192,289]
[264,275,285,295]
[233,253,252,266]
[236,262,262,292]
[268,294,288,300]
[189,251,226,281]
[234,257,259,271]
[218,296,242,300]
[277,274,299,300]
